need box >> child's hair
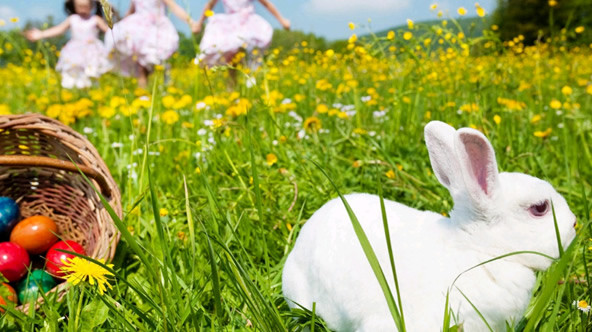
[64,0,104,17]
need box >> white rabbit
[282,121,577,331]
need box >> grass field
[1,15,592,331]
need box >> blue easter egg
[0,197,19,233]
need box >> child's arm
[95,16,110,33]
[161,0,195,25]
[192,0,218,34]
[25,18,70,41]
[258,0,290,30]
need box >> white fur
[282,121,576,331]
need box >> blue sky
[0,0,496,40]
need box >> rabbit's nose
[574,220,577,228]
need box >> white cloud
[305,0,410,15]
[0,5,17,20]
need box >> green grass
[0,15,592,331]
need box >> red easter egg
[0,242,30,282]
[45,241,86,279]
[10,216,59,255]
[0,283,17,312]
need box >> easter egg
[0,242,30,282]
[10,216,59,254]
[0,283,17,312]
[45,241,86,279]
[0,197,19,234]
[17,270,56,304]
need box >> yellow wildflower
[407,19,414,29]
[534,128,552,138]
[457,7,467,15]
[60,257,114,295]
[403,32,413,40]
[205,10,214,17]
[550,99,562,109]
[348,22,355,30]
[348,34,357,44]
[385,170,396,179]
[266,153,278,166]
[0,104,11,115]
[159,208,169,217]
[493,115,501,125]
[475,3,486,17]
[387,31,395,40]
[575,26,585,34]
[561,85,572,95]
[303,116,321,132]
[161,110,180,125]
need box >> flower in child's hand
[205,10,214,17]
[60,257,114,295]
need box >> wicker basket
[0,114,121,309]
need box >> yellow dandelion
[9,17,18,23]
[457,7,467,16]
[403,31,413,40]
[531,114,542,123]
[493,115,501,125]
[387,30,395,40]
[159,208,169,217]
[430,3,438,10]
[348,22,355,30]
[574,26,584,34]
[60,257,114,295]
[476,5,486,17]
[534,128,552,138]
[586,85,592,95]
[303,116,321,132]
[266,153,278,166]
[407,19,414,29]
[561,85,572,95]
[491,24,499,31]
[348,34,357,44]
[550,99,562,109]
[205,10,214,17]
[548,0,557,7]
[0,104,11,115]
[161,110,179,125]
[385,170,396,179]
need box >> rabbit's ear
[455,128,500,204]
[424,121,462,193]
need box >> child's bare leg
[137,64,149,88]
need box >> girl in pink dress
[106,0,197,87]
[25,0,111,89]
[194,0,290,70]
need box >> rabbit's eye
[529,200,549,217]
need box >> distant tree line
[494,0,592,44]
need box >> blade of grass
[200,222,223,320]
[455,287,494,331]
[378,182,406,330]
[311,160,403,328]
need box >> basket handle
[0,155,112,199]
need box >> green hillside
[371,16,492,39]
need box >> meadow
[0,13,592,331]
